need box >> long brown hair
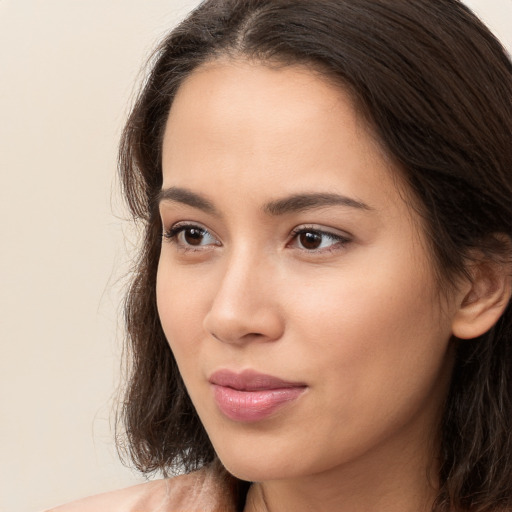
[117,1,512,510]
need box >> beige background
[0,1,510,511]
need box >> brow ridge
[157,187,371,216]
[157,187,218,214]
[263,193,372,216]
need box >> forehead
[162,59,418,228]
[164,60,388,183]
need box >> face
[157,60,457,483]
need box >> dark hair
[117,1,512,510]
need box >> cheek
[283,269,451,455]
[156,259,217,365]
[156,262,197,348]
[287,256,437,346]
[284,246,451,394]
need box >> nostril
[210,329,271,344]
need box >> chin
[211,436,316,483]
[219,456,295,483]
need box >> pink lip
[209,370,307,422]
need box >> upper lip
[209,369,307,391]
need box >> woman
[47,0,512,511]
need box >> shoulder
[44,466,239,512]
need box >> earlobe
[451,258,512,340]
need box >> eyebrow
[263,192,372,215]
[157,187,218,215]
[157,186,372,216]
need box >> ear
[451,253,512,340]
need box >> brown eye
[291,227,350,252]
[182,227,206,246]
[298,231,322,250]
[163,224,219,248]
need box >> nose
[202,250,285,345]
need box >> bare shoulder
[44,466,238,512]
[44,478,169,512]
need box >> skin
[156,60,463,512]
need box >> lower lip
[211,384,306,422]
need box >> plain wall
[0,1,510,511]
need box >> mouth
[208,369,307,422]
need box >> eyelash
[162,223,351,253]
